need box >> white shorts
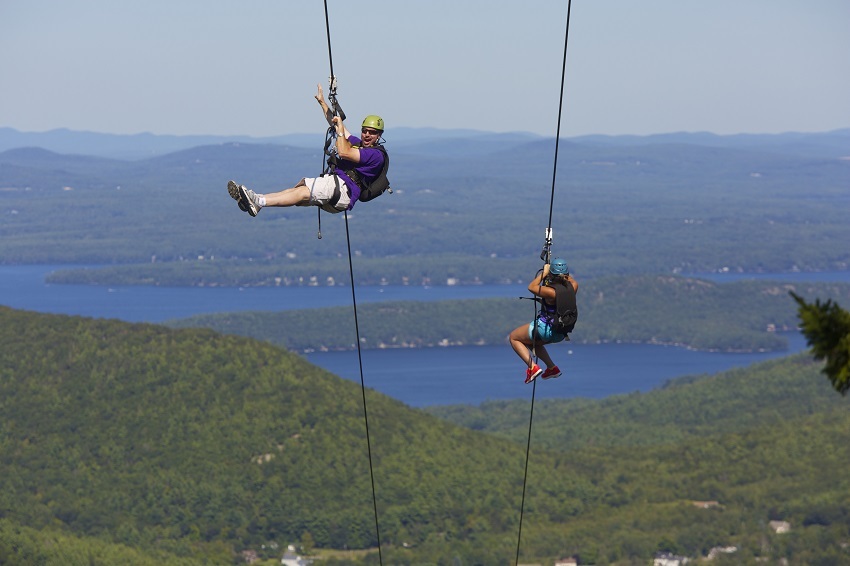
[298,175,351,213]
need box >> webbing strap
[320,3,383,562]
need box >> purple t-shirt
[336,135,385,209]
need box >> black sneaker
[228,180,261,217]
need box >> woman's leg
[510,323,557,369]
[509,324,534,367]
[535,344,556,369]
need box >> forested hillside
[0,520,211,565]
[0,306,594,564]
[427,355,844,450]
[2,306,850,564]
[164,277,850,353]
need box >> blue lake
[0,264,524,322]
[304,335,809,407]
[3,265,846,406]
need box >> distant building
[707,546,738,560]
[554,558,578,566]
[281,544,311,566]
[691,500,721,509]
[769,520,791,534]
[654,552,689,565]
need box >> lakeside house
[281,545,311,566]
[769,520,791,534]
[654,552,689,565]
[707,546,738,559]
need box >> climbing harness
[320,2,384,563]
[315,78,391,235]
[316,76,345,239]
[515,1,574,565]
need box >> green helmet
[361,115,385,131]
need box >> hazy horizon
[2,1,849,139]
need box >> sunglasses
[361,128,380,136]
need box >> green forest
[2,305,850,565]
[164,277,850,354]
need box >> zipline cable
[546,0,574,234]
[322,0,336,82]
[343,211,384,564]
[515,2,574,565]
[322,2,384,563]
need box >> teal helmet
[550,258,569,275]
[361,115,385,131]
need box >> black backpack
[347,144,391,202]
[550,281,578,334]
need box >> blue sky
[2,0,848,137]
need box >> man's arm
[333,116,358,162]
[315,84,335,127]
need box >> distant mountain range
[1,124,848,277]
[1,126,848,160]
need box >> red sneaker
[542,366,562,379]
[525,364,543,384]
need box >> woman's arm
[528,265,556,301]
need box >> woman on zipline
[509,259,578,383]
[228,84,387,215]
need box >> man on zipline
[228,84,387,215]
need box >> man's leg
[263,185,311,207]
[228,181,311,216]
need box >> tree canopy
[791,291,850,394]
[3,306,850,564]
